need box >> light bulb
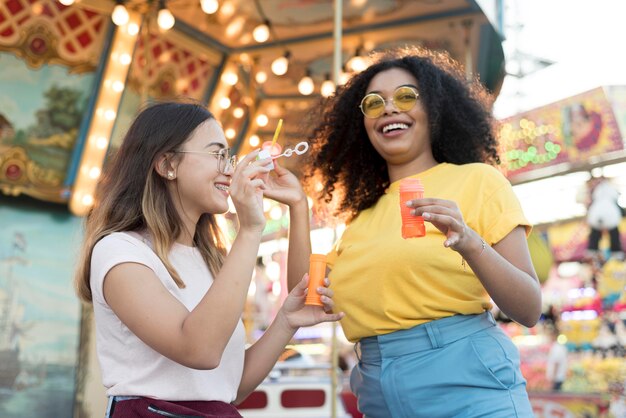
[233,107,244,118]
[157,8,175,30]
[95,136,108,149]
[298,74,314,95]
[200,0,219,14]
[339,71,351,85]
[88,167,101,179]
[111,4,129,26]
[104,109,116,120]
[219,97,231,109]
[253,23,270,43]
[271,52,290,76]
[271,57,288,76]
[256,114,269,127]
[119,53,132,65]
[225,16,245,38]
[81,194,94,206]
[111,81,125,92]
[255,71,268,84]
[249,135,260,147]
[347,55,368,72]
[59,0,75,5]
[221,72,238,86]
[127,22,139,36]
[220,1,235,17]
[321,79,335,97]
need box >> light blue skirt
[350,312,534,418]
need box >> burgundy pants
[107,396,243,418]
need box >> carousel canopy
[0,0,504,211]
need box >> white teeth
[382,123,409,134]
[215,184,229,191]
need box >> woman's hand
[276,274,344,331]
[262,159,307,207]
[229,150,271,231]
[407,197,479,253]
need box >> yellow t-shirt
[327,163,530,342]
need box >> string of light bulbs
[108,0,221,31]
[252,0,293,78]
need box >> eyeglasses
[359,86,419,119]
[174,148,237,174]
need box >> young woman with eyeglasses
[75,101,343,417]
[297,47,541,417]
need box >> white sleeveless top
[90,232,245,401]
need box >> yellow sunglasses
[359,86,419,119]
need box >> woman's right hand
[228,150,271,232]
[263,159,307,208]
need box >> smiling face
[363,67,436,181]
[169,119,232,221]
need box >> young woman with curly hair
[297,47,541,417]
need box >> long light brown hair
[75,101,227,302]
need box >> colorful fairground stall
[498,86,626,417]
[0,1,506,417]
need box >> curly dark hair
[303,46,500,221]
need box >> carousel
[0,1,504,417]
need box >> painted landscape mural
[0,53,94,202]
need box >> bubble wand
[271,118,283,149]
[272,141,309,159]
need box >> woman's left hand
[407,197,476,252]
[277,274,344,331]
[262,159,307,207]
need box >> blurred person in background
[545,326,568,391]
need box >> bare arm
[235,276,344,403]
[262,159,312,292]
[104,227,264,370]
[458,226,541,327]
[409,197,541,327]
[235,310,296,403]
[286,199,312,292]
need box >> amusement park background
[1,0,626,417]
